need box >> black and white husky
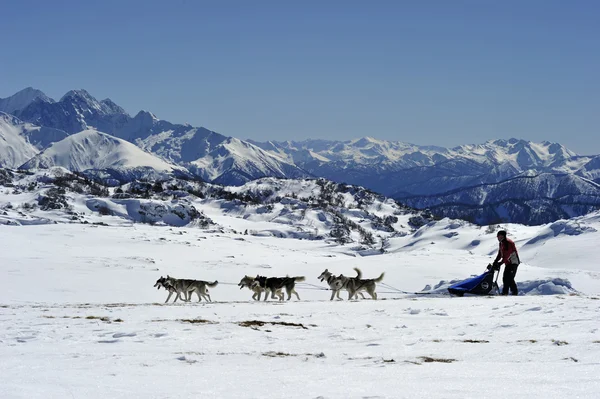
[251,275,305,301]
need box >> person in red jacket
[493,230,520,296]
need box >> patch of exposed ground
[238,320,308,329]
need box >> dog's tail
[207,280,218,288]
[374,272,385,283]
[293,276,306,282]
[353,268,362,279]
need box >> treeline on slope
[1,169,439,246]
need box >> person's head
[497,230,507,242]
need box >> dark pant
[502,264,519,295]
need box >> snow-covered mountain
[400,173,600,225]
[20,129,189,183]
[3,87,599,225]
[15,89,130,135]
[251,137,594,193]
[250,138,600,224]
[0,87,54,115]
[109,110,310,184]
[6,88,308,185]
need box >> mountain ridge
[2,87,599,225]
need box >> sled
[448,264,500,297]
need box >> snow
[1,181,600,398]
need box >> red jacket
[495,237,519,265]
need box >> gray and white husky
[318,268,363,300]
[318,268,384,300]
[154,275,218,303]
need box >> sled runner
[448,264,500,297]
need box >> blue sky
[1,0,599,153]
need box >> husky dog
[318,268,365,300]
[345,268,384,300]
[249,279,285,301]
[154,275,218,303]
[252,275,305,301]
[238,275,271,301]
[154,276,183,303]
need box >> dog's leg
[368,288,377,300]
[181,290,191,302]
[348,289,357,300]
[178,291,187,303]
[330,290,336,301]
[165,291,174,303]
[292,289,300,300]
[358,292,366,299]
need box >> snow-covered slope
[1,168,600,295]
[190,138,311,184]
[576,155,600,183]
[20,129,185,173]
[0,112,41,167]
[1,218,599,398]
[0,87,54,114]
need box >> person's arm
[493,245,502,265]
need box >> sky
[1,0,599,153]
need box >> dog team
[153,267,385,303]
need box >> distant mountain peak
[60,89,94,102]
[0,87,54,114]
[134,110,158,121]
[100,98,127,115]
[58,90,128,117]
[352,136,381,145]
